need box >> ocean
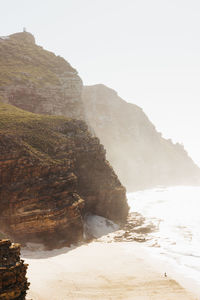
[128,186,200,296]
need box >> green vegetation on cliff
[0,32,76,86]
[0,31,83,120]
[0,102,86,163]
[0,102,128,246]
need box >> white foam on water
[84,214,119,239]
[127,186,200,296]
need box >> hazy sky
[1,0,200,165]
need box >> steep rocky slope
[0,239,29,299]
[82,84,200,191]
[0,32,83,119]
[1,31,199,192]
[0,103,128,247]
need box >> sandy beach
[24,241,196,300]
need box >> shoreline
[142,244,200,299]
[24,241,196,300]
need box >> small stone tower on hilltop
[0,239,29,299]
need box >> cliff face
[0,32,84,119]
[0,103,128,247]
[0,239,29,299]
[82,84,200,191]
[1,31,198,193]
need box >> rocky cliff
[0,239,29,299]
[82,84,200,191]
[0,32,84,119]
[1,31,198,192]
[0,103,128,247]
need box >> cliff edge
[0,103,128,247]
[1,31,198,192]
[0,32,84,119]
[82,84,200,191]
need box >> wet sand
[24,241,196,300]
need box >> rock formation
[0,239,29,299]
[82,84,200,191]
[1,31,199,192]
[0,32,84,119]
[0,103,128,247]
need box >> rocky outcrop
[1,31,197,192]
[0,239,29,299]
[82,84,200,191]
[0,103,128,248]
[0,32,84,119]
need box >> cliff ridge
[82,84,200,191]
[0,31,84,119]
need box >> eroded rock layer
[82,84,200,191]
[0,103,128,247]
[0,239,29,299]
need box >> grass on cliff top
[0,102,77,163]
[0,32,77,86]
